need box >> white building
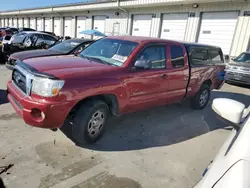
[0,0,250,56]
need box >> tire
[191,84,210,110]
[72,100,109,145]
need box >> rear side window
[170,45,184,68]
[208,48,223,63]
[191,48,209,65]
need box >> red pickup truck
[7,36,225,144]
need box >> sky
[0,0,92,11]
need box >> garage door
[44,18,52,32]
[198,12,238,55]
[13,18,18,27]
[5,19,8,27]
[54,17,61,36]
[1,19,4,27]
[18,18,23,28]
[24,18,28,28]
[37,18,43,31]
[64,17,72,37]
[132,14,152,37]
[30,18,36,30]
[8,19,12,27]
[93,16,106,33]
[76,16,86,38]
[160,13,188,41]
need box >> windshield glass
[80,38,139,67]
[12,33,28,43]
[234,53,250,63]
[49,40,81,53]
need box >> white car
[194,98,250,188]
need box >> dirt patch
[0,113,20,120]
[36,142,102,188]
[71,172,142,188]
[39,158,100,188]
[35,141,85,168]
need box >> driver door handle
[161,74,168,79]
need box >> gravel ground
[0,65,249,188]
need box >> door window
[74,42,92,54]
[34,34,45,46]
[136,46,166,69]
[42,34,57,46]
[170,45,185,68]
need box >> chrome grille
[226,72,250,82]
[12,69,26,93]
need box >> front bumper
[225,71,250,85]
[7,81,74,129]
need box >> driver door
[124,44,170,113]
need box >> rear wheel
[191,84,210,110]
[72,100,109,145]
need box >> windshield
[80,38,139,67]
[49,40,81,53]
[12,33,28,43]
[234,53,250,63]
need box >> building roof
[0,0,240,15]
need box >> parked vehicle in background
[38,31,56,37]
[0,27,18,37]
[7,36,225,144]
[225,52,250,85]
[6,38,94,69]
[0,27,6,37]
[194,98,250,188]
[2,31,58,57]
[18,28,36,32]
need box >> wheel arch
[67,94,120,120]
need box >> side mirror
[134,59,152,70]
[212,98,245,130]
[224,55,230,63]
[74,50,81,55]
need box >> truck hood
[229,61,250,68]
[23,55,117,79]
[11,49,63,61]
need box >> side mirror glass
[212,98,245,125]
[134,59,152,70]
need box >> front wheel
[72,100,109,145]
[191,85,210,110]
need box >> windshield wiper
[79,54,91,61]
[89,57,110,65]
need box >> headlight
[31,77,64,97]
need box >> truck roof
[106,35,221,49]
[107,35,171,43]
[183,42,221,49]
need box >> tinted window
[73,42,92,54]
[42,34,57,46]
[171,45,184,68]
[191,48,208,65]
[233,53,250,63]
[35,34,44,46]
[137,46,166,69]
[208,48,223,63]
[49,40,81,53]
